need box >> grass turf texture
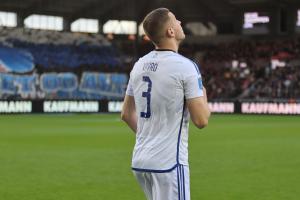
[0,114,299,200]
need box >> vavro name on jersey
[143,62,158,72]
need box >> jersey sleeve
[183,63,204,99]
[125,74,134,96]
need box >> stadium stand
[178,38,300,100]
[0,27,127,100]
[1,26,299,101]
[0,27,120,69]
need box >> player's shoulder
[172,53,195,65]
[132,51,154,68]
[171,53,200,74]
[130,53,151,74]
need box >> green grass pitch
[0,114,299,200]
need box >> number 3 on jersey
[140,76,152,118]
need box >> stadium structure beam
[16,13,26,27]
[68,0,127,23]
[98,0,129,23]
[21,0,55,18]
[63,18,71,32]
[98,19,104,34]
[68,1,105,22]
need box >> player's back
[127,50,198,171]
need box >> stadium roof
[0,0,300,24]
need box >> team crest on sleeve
[198,78,203,89]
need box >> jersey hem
[131,164,178,173]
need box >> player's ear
[166,27,175,38]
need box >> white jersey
[126,49,203,172]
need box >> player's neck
[156,40,179,53]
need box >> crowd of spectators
[179,37,300,101]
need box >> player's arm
[183,65,211,129]
[121,72,137,133]
[186,87,210,129]
[121,95,137,133]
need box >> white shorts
[133,164,190,200]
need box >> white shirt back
[126,50,203,171]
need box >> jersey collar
[154,49,176,53]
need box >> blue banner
[0,46,34,73]
[0,72,127,100]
